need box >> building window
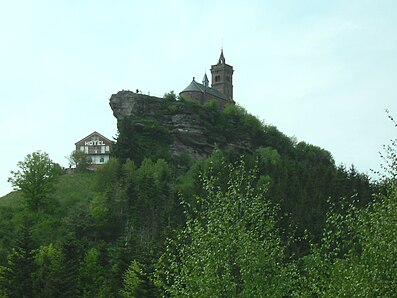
[105,146,110,153]
[101,146,105,154]
[100,157,104,163]
[80,146,84,152]
[215,75,220,82]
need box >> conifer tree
[2,219,36,297]
[78,248,108,297]
[32,244,63,297]
[57,236,81,298]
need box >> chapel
[179,50,235,108]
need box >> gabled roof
[180,79,227,101]
[75,131,113,145]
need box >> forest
[0,99,396,297]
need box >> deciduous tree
[67,150,91,172]
[8,151,59,211]
[155,160,299,297]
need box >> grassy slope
[0,172,97,208]
[54,172,96,206]
[0,172,97,263]
[0,191,23,207]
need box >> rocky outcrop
[108,91,165,118]
[109,90,253,160]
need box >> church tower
[210,50,234,102]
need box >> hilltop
[0,92,378,297]
[109,91,374,237]
[110,90,296,163]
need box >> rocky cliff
[109,90,255,162]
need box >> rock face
[109,91,165,119]
[109,90,253,160]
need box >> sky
[1,0,397,196]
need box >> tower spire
[202,72,209,87]
[218,49,225,64]
[211,50,234,102]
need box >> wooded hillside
[1,99,394,297]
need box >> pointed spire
[202,73,209,87]
[218,49,225,64]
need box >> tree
[2,219,36,297]
[57,236,82,298]
[120,261,143,298]
[301,112,397,296]
[8,151,59,211]
[67,150,91,172]
[379,109,397,186]
[32,244,63,297]
[303,189,397,297]
[133,158,174,249]
[163,90,177,101]
[0,265,7,298]
[78,248,108,297]
[155,160,299,297]
[93,158,128,239]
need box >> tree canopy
[1,103,394,297]
[8,151,60,211]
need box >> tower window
[215,75,220,82]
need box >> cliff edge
[109,90,254,162]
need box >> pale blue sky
[1,0,397,195]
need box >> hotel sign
[85,140,106,146]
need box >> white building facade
[75,131,112,169]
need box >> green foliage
[89,193,110,229]
[8,151,60,211]
[0,207,20,264]
[2,219,36,297]
[379,110,397,186]
[0,265,6,298]
[163,90,177,101]
[53,172,96,207]
[132,158,175,249]
[67,150,92,172]
[256,146,281,166]
[120,261,144,297]
[0,191,23,207]
[155,159,300,297]
[78,247,108,297]
[95,158,123,194]
[203,99,221,111]
[114,116,172,165]
[222,104,265,141]
[300,121,397,296]
[55,235,86,297]
[92,158,130,239]
[0,100,381,297]
[32,244,63,297]
[303,189,397,297]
